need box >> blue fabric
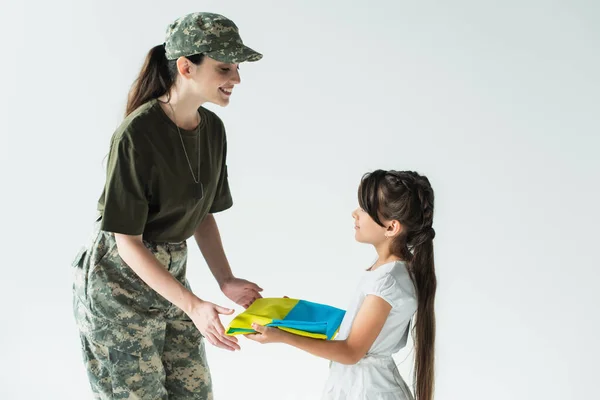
[271,300,345,340]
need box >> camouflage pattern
[72,222,212,399]
[164,12,262,63]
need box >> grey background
[1,0,598,399]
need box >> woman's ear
[176,56,193,78]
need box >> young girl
[247,170,436,400]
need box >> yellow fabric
[226,297,298,335]
[226,297,343,340]
[277,326,328,339]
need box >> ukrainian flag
[226,297,346,340]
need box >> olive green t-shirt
[97,99,232,242]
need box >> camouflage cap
[164,12,263,63]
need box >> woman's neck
[158,89,203,130]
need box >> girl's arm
[246,295,392,365]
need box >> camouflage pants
[72,224,213,399]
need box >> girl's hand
[245,323,286,344]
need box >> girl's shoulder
[363,261,417,307]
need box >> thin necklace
[167,102,201,184]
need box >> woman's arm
[114,233,241,351]
[194,214,263,308]
[115,233,195,311]
[246,295,392,365]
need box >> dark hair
[125,45,204,116]
[358,170,436,400]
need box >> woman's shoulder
[111,101,162,146]
[198,106,226,132]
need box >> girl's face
[352,207,387,245]
[180,56,242,106]
[352,207,403,246]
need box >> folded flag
[226,297,346,340]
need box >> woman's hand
[188,299,241,351]
[220,277,263,308]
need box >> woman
[72,12,263,399]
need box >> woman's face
[180,56,242,107]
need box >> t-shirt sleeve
[365,274,399,308]
[100,134,149,235]
[209,134,233,213]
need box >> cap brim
[205,44,263,64]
